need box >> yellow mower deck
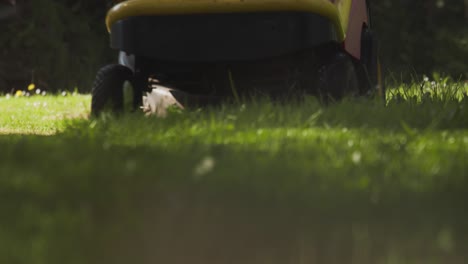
[106,0,352,42]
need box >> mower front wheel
[317,52,360,102]
[91,64,138,116]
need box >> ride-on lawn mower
[91,0,384,116]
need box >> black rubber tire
[316,52,360,102]
[91,64,134,116]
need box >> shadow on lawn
[313,97,468,132]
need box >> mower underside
[110,12,338,62]
[110,12,343,100]
[142,49,323,100]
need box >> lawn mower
[91,0,384,115]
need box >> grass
[0,80,467,264]
[0,94,88,135]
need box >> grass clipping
[142,87,184,117]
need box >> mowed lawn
[0,82,467,264]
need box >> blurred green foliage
[0,0,466,92]
[0,0,112,93]
[372,0,468,79]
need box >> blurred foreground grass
[0,81,467,264]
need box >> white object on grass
[142,86,184,117]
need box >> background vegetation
[0,0,467,93]
[0,0,111,93]
[374,0,468,79]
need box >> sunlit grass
[386,74,468,102]
[0,94,89,134]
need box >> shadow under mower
[91,0,384,116]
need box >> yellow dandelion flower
[15,90,23,97]
[28,83,35,91]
